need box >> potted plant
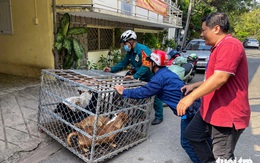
[53,13,88,69]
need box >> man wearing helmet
[114,50,201,163]
[103,30,164,125]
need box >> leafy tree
[177,0,214,42]
[234,8,260,41]
[176,0,258,41]
[141,33,161,49]
[208,0,255,32]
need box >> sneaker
[151,118,163,125]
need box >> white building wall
[92,0,164,23]
[168,28,176,40]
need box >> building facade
[0,0,182,78]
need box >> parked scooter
[167,50,198,84]
[186,53,199,82]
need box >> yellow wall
[88,50,109,64]
[0,0,54,78]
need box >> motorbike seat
[182,63,193,76]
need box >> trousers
[185,111,244,163]
[181,116,200,163]
[153,95,163,120]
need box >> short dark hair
[201,12,229,33]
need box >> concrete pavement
[0,73,54,163]
[0,49,260,163]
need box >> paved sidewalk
[0,73,54,163]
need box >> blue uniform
[123,67,183,115]
[111,42,153,82]
[122,67,200,163]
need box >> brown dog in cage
[66,112,129,152]
[73,115,110,129]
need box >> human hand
[114,84,125,95]
[176,95,195,116]
[124,75,134,80]
[103,67,111,72]
[181,84,195,96]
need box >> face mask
[124,45,131,52]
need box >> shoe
[151,118,163,125]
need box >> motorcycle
[167,50,198,84]
[186,53,199,82]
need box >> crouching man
[114,50,201,163]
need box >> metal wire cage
[37,69,154,163]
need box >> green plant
[162,38,177,50]
[53,13,88,69]
[97,54,110,70]
[142,33,161,49]
[86,60,98,70]
[109,48,124,66]
[96,48,125,70]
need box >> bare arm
[177,71,231,116]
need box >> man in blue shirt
[114,50,200,163]
[104,30,164,125]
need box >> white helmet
[120,30,137,43]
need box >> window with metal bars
[88,27,113,51]
[0,0,13,34]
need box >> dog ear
[119,113,128,122]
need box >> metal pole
[52,0,57,37]
[52,0,59,69]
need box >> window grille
[88,28,98,51]
[88,27,113,51]
[0,0,13,34]
[100,28,113,49]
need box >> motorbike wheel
[187,69,196,83]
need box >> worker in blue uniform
[103,30,164,125]
[114,50,201,163]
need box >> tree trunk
[52,48,59,69]
[181,0,193,50]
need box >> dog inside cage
[66,112,129,153]
[54,90,98,124]
[38,70,154,162]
